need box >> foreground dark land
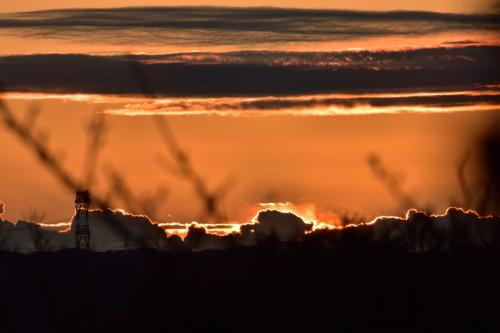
[1,241,499,333]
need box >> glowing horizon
[1,2,498,225]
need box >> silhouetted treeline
[1,243,500,332]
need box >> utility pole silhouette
[75,190,91,250]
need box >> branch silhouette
[367,153,420,212]
[0,57,236,251]
[0,95,150,248]
[128,59,235,222]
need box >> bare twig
[456,151,472,208]
[367,153,419,212]
[105,166,167,219]
[0,97,147,246]
[128,59,235,222]
[0,98,83,192]
[83,114,108,188]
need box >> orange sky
[1,96,497,224]
[0,2,498,226]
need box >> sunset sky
[0,1,499,229]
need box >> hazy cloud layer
[0,7,498,46]
[103,92,500,116]
[1,46,499,101]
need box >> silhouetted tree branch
[0,96,150,247]
[367,153,420,212]
[83,114,108,189]
[128,59,234,222]
[456,151,472,208]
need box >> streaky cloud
[0,7,498,46]
[102,92,500,116]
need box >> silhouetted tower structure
[75,190,91,250]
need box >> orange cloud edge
[28,203,495,239]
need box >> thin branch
[0,97,148,246]
[0,99,83,192]
[367,153,419,212]
[127,59,235,222]
[456,151,472,208]
[83,113,108,188]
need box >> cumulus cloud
[184,224,230,251]
[0,7,498,46]
[0,219,69,253]
[73,209,169,251]
[1,207,499,253]
[181,209,314,251]
[360,208,500,252]
[0,46,498,100]
[0,209,170,253]
[184,210,313,251]
[243,210,313,242]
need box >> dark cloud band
[0,46,499,98]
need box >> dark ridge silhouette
[1,240,500,332]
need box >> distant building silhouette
[75,190,91,250]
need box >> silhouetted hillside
[1,240,500,332]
